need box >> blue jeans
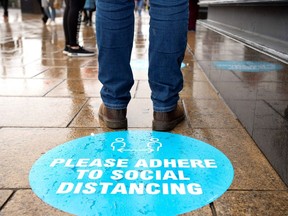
[44,3,56,21]
[136,0,144,16]
[96,0,188,112]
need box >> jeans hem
[153,104,177,112]
[103,102,127,110]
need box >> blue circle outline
[29,131,234,216]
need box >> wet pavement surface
[194,25,288,189]
[0,9,288,216]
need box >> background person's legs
[1,0,8,17]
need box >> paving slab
[0,190,71,216]
[0,97,86,127]
[184,128,287,190]
[214,191,288,216]
[0,190,13,209]
[0,128,104,188]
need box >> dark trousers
[36,0,48,23]
[63,0,86,46]
[188,0,199,31]
[1,0,8,16]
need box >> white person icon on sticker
[111,138,126,152]
[147,138,162,153]
[110,137,162,153]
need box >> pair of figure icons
[111,137,162,153]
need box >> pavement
[0,9,287,216]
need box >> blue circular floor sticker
[29,131,234,216]
[214,61,283,72]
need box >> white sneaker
[46,18,51,25]
[50,21,56,26]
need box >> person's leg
[63,0,70,49]
[67,0,85,46]
[64,0,94,56]
[37,0,48,23]
[188,0,198,31]
[82,9,88,24]
[149,0,188,130]
[43,6,52,24]
[87,10,93,26]
[96,0,135,129]
[3,0,8,17]
[96,0,135,110]
[50,4,56,22]
[137,0,143,16]
[149,0,188,112]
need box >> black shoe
[42,15,48,24]
[68,46,95,57]
[63,45,70,55]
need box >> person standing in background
[42,0,56,25]
[1,0,8,19]
[63,0,95,57]
[97,0,188,131]
[188,0,199,31]
[37,0,48,23]
[135,0,144,17]
[83,0,96,26]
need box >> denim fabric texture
[42,0,56,21]
[96,0,188,112]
